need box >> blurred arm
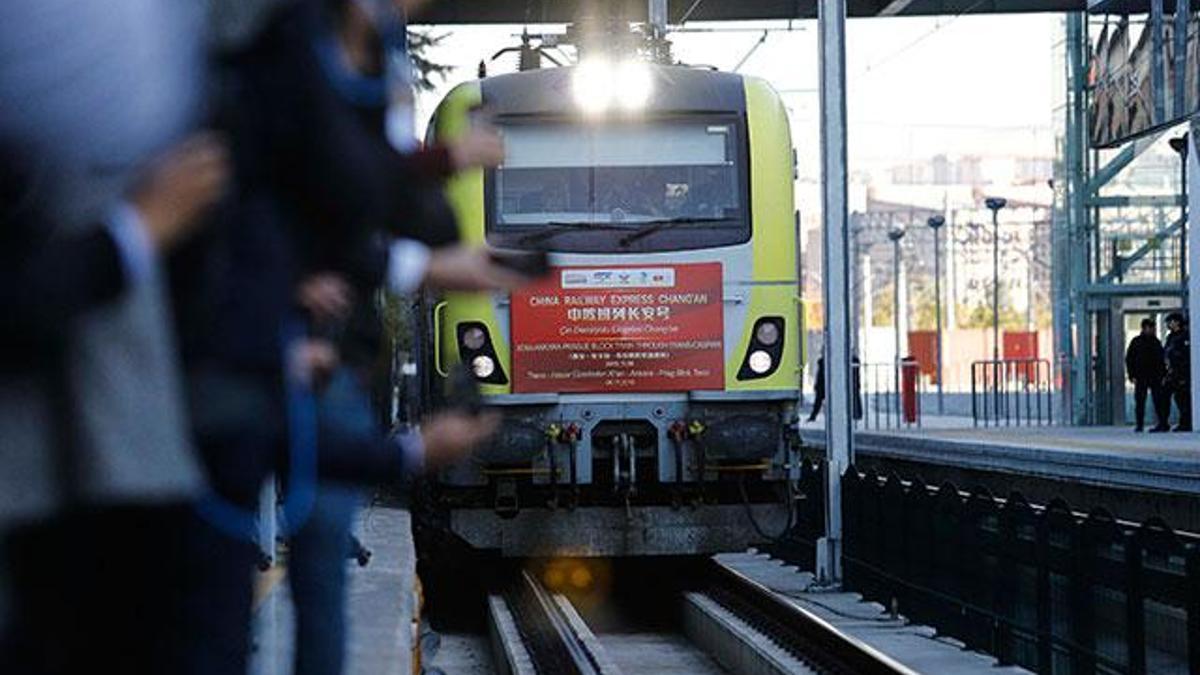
[1,206,153,342]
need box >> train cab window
[485,117,750,253]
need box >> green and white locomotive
[418,54,804,558]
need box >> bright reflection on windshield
[493,120,742,227]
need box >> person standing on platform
[807,356,825,422]
[1126,318,1169,433]
[1164,312,1192,432]
[806,355,862,422]
[0,1,228,672]
[173,1,519,673]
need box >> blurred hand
[420,410,501,468]
[289,338,340,389]
[424,245,528,291]
[130,132,230,252]
[446,127,505,171]
[297,273,354,323]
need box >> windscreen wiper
[516,221,635,246]
[617,216,734,247]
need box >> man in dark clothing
[806,355,863,422]
[1164,312,1192,432]
[808,357,825,422]
[1125,318,1168,432]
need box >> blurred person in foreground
[1164,312,1192,432]
[0,1,228,672]
[1126,318,1169,433]
[281,6,523,672]
[176,0,520,672]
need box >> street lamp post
[1169,134,1189,292]
[985,197,1007,422]
[888,226,906,423]
[927,215,946,415]
[985,198,1008,362]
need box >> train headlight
[572,59,654,115]
[615,61,653,110]
[457,322,508,384]
[748,350,773,375]
[754,321,780,347]
[572,58,614,115]
[471,355,496,379]
[738,317,785,380]
[462,326,487,351]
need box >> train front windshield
[487,117,750,252]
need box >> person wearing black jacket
[1125,318,1168,432]
[1164,312,1192,432]
[806,355,863,422]
[169,1,520,673]
[0,5,230,664]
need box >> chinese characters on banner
[511,263,725,393]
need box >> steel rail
[502,570,619,675]
[702,560,920,675]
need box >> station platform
[715,551,1030,674]
[246,505,1039,675]
[252,507,416,675]
[799,421,1200,531]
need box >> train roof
[477,64,753,116]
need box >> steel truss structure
[1057,10,1193,426]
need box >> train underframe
[418,393,802,558]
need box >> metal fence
[770,462,1200,675]
[970,359,1055,428]
[854,360,925,431]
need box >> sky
[414,13,1064,180]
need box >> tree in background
[957,282,1027,331]
[408,29,453,91]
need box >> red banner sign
[511,263,725,393]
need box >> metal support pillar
[1175,0,1191,119]
[648,0,668,37]
[1151,0,1166,123]
[816,0,852,585]
[892,237,902,360]
[895,238,903,419]
[930,216,945,415]
[1063,12,1092,425]
[988,200,1006,363]
[1188,124,1200,432]
[1181,134,1190,293]
[888,227,906,421]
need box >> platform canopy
[1087,0,1185,11]
[412,0,1085,24]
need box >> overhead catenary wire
[679,0,705,25]
[732,29,769,72]
[858,0,991,79]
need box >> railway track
[686,561,917,674]
[489,569,620,675]
[478,559,919,675]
